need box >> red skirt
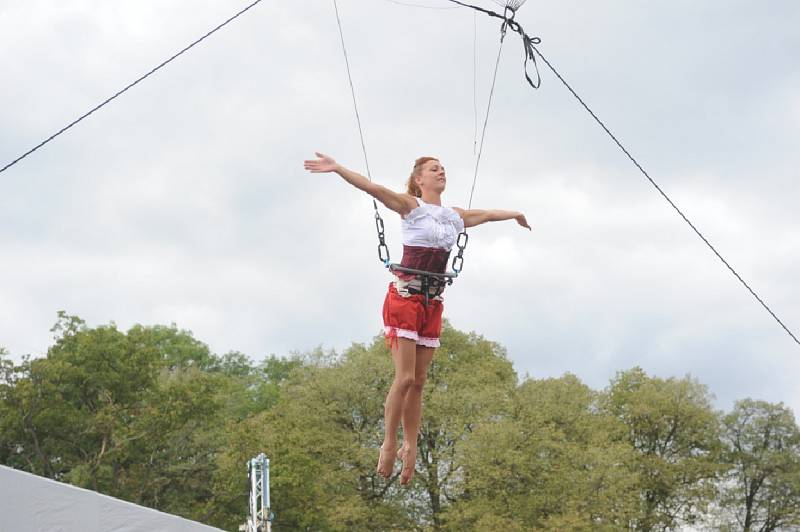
[382,283,444,348]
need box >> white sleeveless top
[401,198,465,250]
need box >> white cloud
[1,0,799,416]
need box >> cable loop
[503,5,516,23]
[445,0,542,89]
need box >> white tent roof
[0,465,225,532]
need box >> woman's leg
[398,345,436,485]
[377,337,418,479]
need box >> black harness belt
[390,245,459,306]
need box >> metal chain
[375,213,390,263]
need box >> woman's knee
[394,373,416,392]
[412,375,427,391]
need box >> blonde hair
[406,156,438,197]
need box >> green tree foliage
[212,342,415,531]
[3,316,800,531]
[1,313,163,482]
[0,346,16,467]
[413,325,519,529]
[212,323,519,531]
[444,374,639,530]
[718,399,800,531]
[602,367,723,530]
[0,312,260,525]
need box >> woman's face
[416,159,446,193]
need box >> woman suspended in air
[304,152,530,485]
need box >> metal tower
[244,453,272,532]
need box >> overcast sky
[1,0,798,416]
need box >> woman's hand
[302,153,414,215]
[455,208,532,230]
[303,152,339,173]
[515,213,532,230]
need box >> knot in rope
[447,0,542,89]
[501,10,542,89]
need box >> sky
[1,0,799,416]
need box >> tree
[0,313,160,483]
[6,315,800,531]
[212,343,416,531]
[718,399,800,531]
[444,374,639,530]
[414,324,519,530]
[212,324,519,531]
[602,367,723,530]
[0,313,246,525]
[0,346,19,467]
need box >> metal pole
[264,457,271,532]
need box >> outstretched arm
[304,152,417,215]
[452,207,531,230]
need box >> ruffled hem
[383,327,439,348]
[385,326,419,341]
[417,336,440,348]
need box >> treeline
[1,312,799,531]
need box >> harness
[389,264,456,306]
[389,245,457,306]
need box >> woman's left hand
[515,213,532,230]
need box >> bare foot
[399,445,416,486]
[397,442,410,462]
[376,443,397,479]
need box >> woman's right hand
[303,152,339,173]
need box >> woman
[304,152,530,485]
